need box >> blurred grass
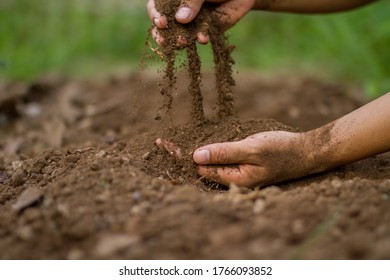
[229,0,390,98]
[0,0,150,79]
[0,0,389,97]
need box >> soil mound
[130,118,294,189]
[0,74,390,259]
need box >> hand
[147,0,255,45]
[192,131,314,188]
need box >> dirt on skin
[0,72,390,259]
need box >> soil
[0,71,389,259]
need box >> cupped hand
[192,131,314,188]
[147,0,255,45]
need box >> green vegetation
[1,0,389,97]
[0,0,149,79]
[229,1,390,98]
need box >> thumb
[176,0,205,24]
[193,140,250,165]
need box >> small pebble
[95,150,106,158]
[12,188,43,212]
[11,169,27,187]
[253,199,266,214]
[90,161,102,171]
[95,234,139,257]
[142,152,151,160]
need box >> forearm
[254,0,376,14]
[307,92,390,172]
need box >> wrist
[253,0,277,11]
[302,123,338,175]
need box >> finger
[176,0,205,24]
[197,32,209,44]
[154,16,168,29]
[147,0,168,28]
[214,0,254,29]
[155,138,182,159]
[193,140,253,165]
[197,164,261,188]
[152,26,165,46]
[197,21,209,44]
[155,138,165,150]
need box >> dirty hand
[192,131,313,188]
[147,0,255,45]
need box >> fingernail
[176,7,192,21]
[197,33,209,44]
[193,149,210,164]
[153,18,163,29]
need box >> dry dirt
[0,72,390,259]
[152,0,235,122]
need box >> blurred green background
[0,0,389,97]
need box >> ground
[0,71,389,259]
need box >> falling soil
[153,0,235,123]
[144,0,246,186]
[0,72,390,259]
